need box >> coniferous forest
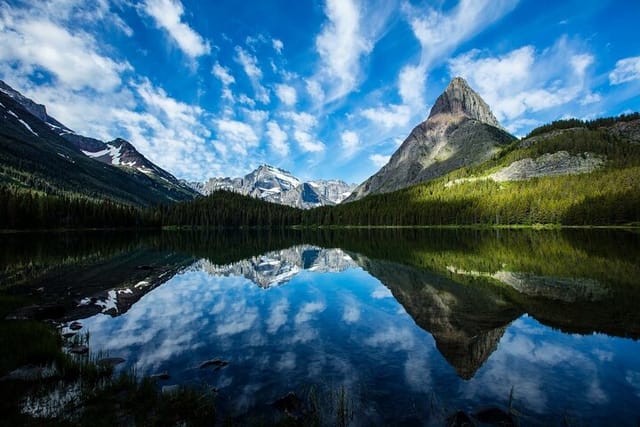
[1,114,640,230]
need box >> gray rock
[489,151,605,182]
[194,165,356,209]
[97,357,126,367]
[199,359,228,369]
[346,77,514,201]
[151,371,170,380]
[69,345,89,355]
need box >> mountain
[347,77,515,201]
[0,81,197,206]
[192,164,355,209]
[200,245,356,288]
[302,113,640,226]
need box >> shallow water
[4,229,640,425]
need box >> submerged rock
[271,392,304,418]
[1,365,58,382]
[97,357,125,367]
[69,321,83,331]
[151,372,170,380]
[447,411,474,427]
[161,384,179,394]
[474,407,515,426]
[199,359,228,369]
[69,345,88,355]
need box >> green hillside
[302,114,640,226]
[0,92,197,208]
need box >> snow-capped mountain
[0,80,197,205]
[192,165,356,209]
[200,245,357,288]
[0,80,195,195]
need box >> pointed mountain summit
[428,77,500,126]
[346,77,515,201]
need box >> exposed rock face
[195,165,356,209]
[347,77,514,201]
[609,119,640,144]
[489,151,605,182]
[428,77,500,126]
[0,80,196,200]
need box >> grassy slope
[304,118,640,226]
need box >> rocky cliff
[347,77,515,201]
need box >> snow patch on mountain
[192,165,356,209]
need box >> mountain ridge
[190,164,356,209]
[0,81,197,206]
[347,77,515,201]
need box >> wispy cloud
[235,46,270,104]
[340,130,360,158]
[141,0,210,59]
[609,56,640,85]
[0,8,128,92]
[369,153,390,168]
[448,37,596,131]
[361,0,518,132]
[266,121,289,156]
[275,83,297,106]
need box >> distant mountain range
[0,80,197,206]
[187,164,356,209]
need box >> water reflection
[3,229,640,424]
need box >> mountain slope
[194,164,355,209]
[347,77,515,201]
[302,113,640,226]
[0,81,197,206]
[0,85,197,206]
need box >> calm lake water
[3,229,640,425]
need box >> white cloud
[342,305,360,323]
[282,111,325,153]
[212,62,235,86]
[405,0,518,68]
[275,84,297,106]
[316,0,373,100]
[448,37,596,129]
[283,111,318,131]
[215,119,259,155]
[235,46,269,104]
[294,130,326,153]
[272,38,284,54]
[369,153,390,168]
[294,301,326,324]
[266,121,289,156]
[142,0,210,58]
[305,79,325,104]
[361,104,412,129]
[0,15,128,92]
[340,130,360,157]
[361,0,517,131]
[609,56,640,85]
[237,94,256,107]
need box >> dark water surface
[3,229,640,425]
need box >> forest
[1,114,639,230]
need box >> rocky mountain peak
[428,77,500,127]
[0,80,49,123]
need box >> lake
[3,229,640,425]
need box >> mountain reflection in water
[3,229,640,425]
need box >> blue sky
[1,0,639,183]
